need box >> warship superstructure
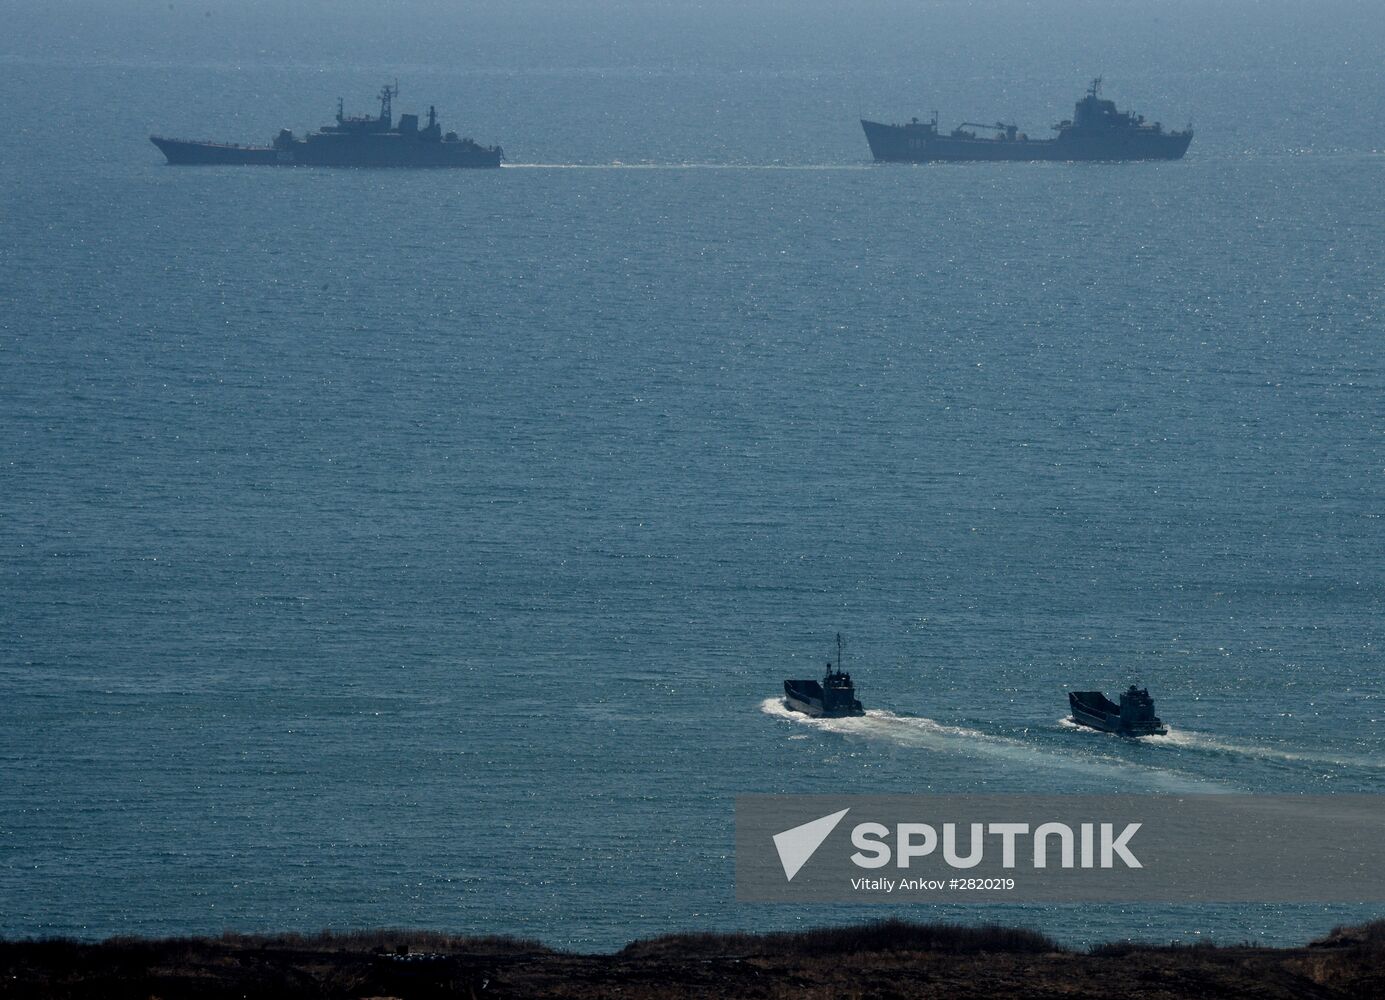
[151,84,503,168]
[862,79,1191,163]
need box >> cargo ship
[151,83,503,168]
[862,78,1191,163]
[784,634,865,718]
[1068,686,1168,737]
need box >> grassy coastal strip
[1,918,1381,998]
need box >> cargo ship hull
[861,120,1192,163]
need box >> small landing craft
[1068,686,1167,737]
[862,78,1191,163]
[784,634,865,718]
[151,83,503,168]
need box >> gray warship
[1068,686,1167,737]
[862,78,1191,163]
[151,84,503,168]
[783,634,865,718]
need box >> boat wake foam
[502,162,872,171]
[1147,727,1385,769]
[763,699,1226,792]
[1062,718,1385,771]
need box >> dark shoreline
[2,918,1382,998]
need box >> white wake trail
[763,699,1228,792]
[1145,727,1385,769]
[501,162,872,171]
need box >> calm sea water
[2,0,1383,950]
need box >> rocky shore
[2,918,1382,999]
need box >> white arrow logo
[772,808,850,881]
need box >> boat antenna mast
[378,80,398,125]
[836,633,843,675]
[1088,76,1103,98]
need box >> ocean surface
[2,0,1383,950]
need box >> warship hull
[149,137,280,165]
[861,120,1192,163]
[151,135,502,168]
